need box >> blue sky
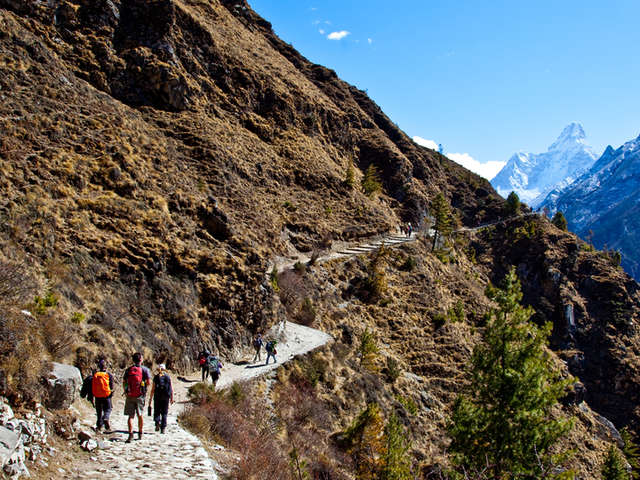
[248,0,640,179]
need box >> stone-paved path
[71,322,332,480]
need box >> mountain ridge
[491,122,599,207]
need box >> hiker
[407,222,413,238]
[252,334,263,363]
[91,359,114,432]
[123,352,151,443]
[149,363,173,434]
[207,353,223,386]
[265,340,277,365]
[198,348,210,382]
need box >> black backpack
[154,374,171,398]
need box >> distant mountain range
[540,134,640,280]
[491,123,599,208]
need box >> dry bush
[181,382,290,479]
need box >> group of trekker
[399,222,413,237]
[83,336,278,443]
[81,352,174,443]
[252,333,277,365]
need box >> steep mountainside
[491,122,598,207]
[541,134,640,280]
[1,0,640,477]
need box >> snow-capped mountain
[540,133,640,280]
[491,122,599,207]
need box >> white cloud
[412,136,438,150]
[327,30,349,40]
[446,153,505,180]
[367,38,373,44]
[319,29,325,34]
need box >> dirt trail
[71,322,332,479]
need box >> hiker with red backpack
[265,340,277,365]
[198,348,210,382]
[149,363,173,434]
[123,352,151,443]
[91,359,114,432]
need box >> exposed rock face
[45,363,82,410]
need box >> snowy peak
[490,123,598,207]
[548,122,586,151]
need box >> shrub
[358,328,379,371]
[294,261,306,274]
[187,382,219,405]
[297,297,316,326]
[551,211,568,231]
[33,291,58,315]
[399,256,416,271]
[345,158,356,188]
[70,312,85,324]
[270,266,279,292]
[362,164,382,197]
[395,395,418,416]
[432,313,447,330]
[385,357,402,383]
[602,446,629,480]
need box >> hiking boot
[125,433,133,443]
[161,428,165,434]
[155,423,160,432]
[104,420,110,431]
[138,432,142,440]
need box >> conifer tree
[621,427,640,479]
[602,446,629,480]
[381,412,412,480]
[345,158,356,188]
[430,193,452,251]
[343,403,385,479]
[552,211,568,231]
[505,191,521,215]
[448,267,573,478]
[362,164,382,197]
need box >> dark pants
[95,397,112,429]
[201,365,209,382]
[154,396,170,430]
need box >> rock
[45,362,82,410]
[78,430,93,443]
[0,425,29,479]
[81,439,98,452]
[594,412,624,448]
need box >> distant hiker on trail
[198,348,210,382]
[91,359,114,432]
[207,353,223,386]
[265,340,277,365]
[149,363,173,434]
[123,352,151,443]
[252,334,263,363]
[407,222,413,238]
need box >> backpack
[125,366,146,397]
[253,337,262,349]
[266,341,274,353]
[207,356,220,373]
[80,375,93,402]
[154,374,171,398]
[198,352,207,366]
[92,371,111,398]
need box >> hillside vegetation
[1,0,640,478]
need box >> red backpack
[126,366,145,397]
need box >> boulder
[1,425,28,478]
[45,363,82,410]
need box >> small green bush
[70,312,85,324]
[270,266,279,292]
[33,291,58,315]
[433,313,447,330]
[395,395,418,416]
[385,357,402,383]
[293,261,306,274]
[400,256,416,271]
[188,382,219,405]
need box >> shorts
[124,395,145,417]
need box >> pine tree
[345,158,356,188]
[602,446,629,480]
[380,412,412,480]
[505,191,521,215]
[362,164,382,197]
[431,193,452,251]
[621,427,639,479]
[552,211,568,231]
[343,403,385,479]
[448,267,573,478]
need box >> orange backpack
[92,372,111,398]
